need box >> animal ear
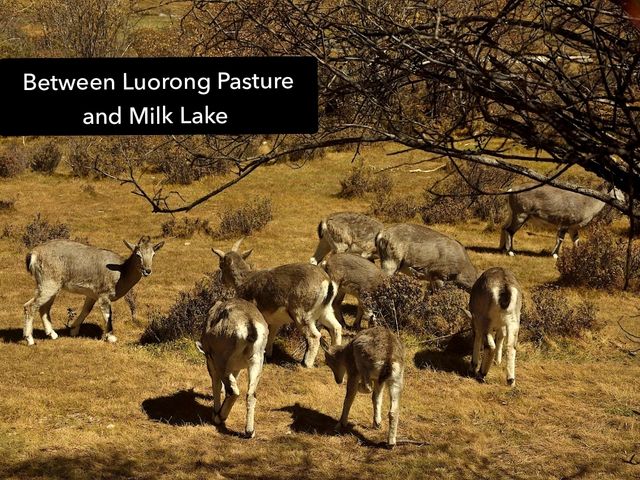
[211,248,225,259]
[232,237,244,252]
[153,241,165,252]
[123,240,136,251]
[242,249,253,260]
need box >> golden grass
[0,143,639,479]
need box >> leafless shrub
[22,213,70,248]
[557,223,639,290]
[68,138,95,178]
[140,272,233,344]
[370,194,420,222]
[522,286,601,346]
[161,217,213,239]
[338,163,393,199]
[361,276,469,342]
[0,199,15,211]
[213,198,273,239]
[0,144,28,178]
[421,162,516,225]
[30,142,62,174]
[1,224,18,239]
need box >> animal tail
[25,252,36,275]
[378,329,395,383]
[317,220,327,239]
[322,281,336,306]
[495,285,518,311]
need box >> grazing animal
[310,212,383,265]
[23,236,163,346]
[468,267,522,386]
[320,253,386,329]
[196,298,268,438]
[500,183,622,258]
[322,326,405,447]
[213,239,341,368]
[375,223,478,290]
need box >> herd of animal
[20,183,617,446]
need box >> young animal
[500,183,621,258]
[320,253,386,329]
[310,212,383,265]
[375,223,477,290]
[322,326,405,447]
[213,239,341,368]
[23,236,164,346]
[468,267,523,386]
[196,298,268,438]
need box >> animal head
[321,338,346,384]
[212,238,253,287]
[124,236,164,277]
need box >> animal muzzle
[142,268,152,277]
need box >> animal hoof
[507,251,515,257]
[334,422,347,433]
[48,331,58,340]
[386,442,396,450]
[373,420,382,430]
[244,430,255,439]
[507,378,516,387]
[476,374,486,384]
[25,337,35,346]
[213,414,223,426]
[105,334,117,343]
[552,253,558,260]
[309,257,318,265]
[70,328,80,337]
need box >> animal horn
[232,238,244,252]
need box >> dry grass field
[0,143,639,479]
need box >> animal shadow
[276,403,384,448]
[0,323,103,343]
[269,343,300,368]
[466,245,550,257]
[414,348,470,377]
[141,388,246,437]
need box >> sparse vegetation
[30,142,62,174]
[161,217,213,239]
[0,199,15,212]
[213,197,273,239]
[140,273,232,344]
[557,224,640,291]
[522,285,601,346]
[0,144,28,178]
[369,194,419,222]
[68,138,95,178]
[421,162,516,225]
[21,213,71,248]
[361,276,469,341]
[338,163,393,199]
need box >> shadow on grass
[276,402,386,449]
[269,342,301,368]
[141,388,245,437]
[414,348,470,377]
[0,323,103,343]
[466,245,550,257]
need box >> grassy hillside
[0,144,639,479]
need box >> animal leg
[39,295,58,340]
[23,284,59,346]
[569,227,580,247]
[337,375,359,430]
[245,355,263,438]
[371,382,384,429]
[387,368,403,447]
[70,297,96,337]
[264,322,281,358]
[215,371,240,426]
[318,304,342,347]
[98,297,116,343]
[206,357,223,417]
[332,289,346,327]
[505,324,519,387]
[495,326,506,365]
[501,213,528,256]
[298,319,322,368]
[471,325,483,375]
[551,227,568,259]
[478,332,497,382]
